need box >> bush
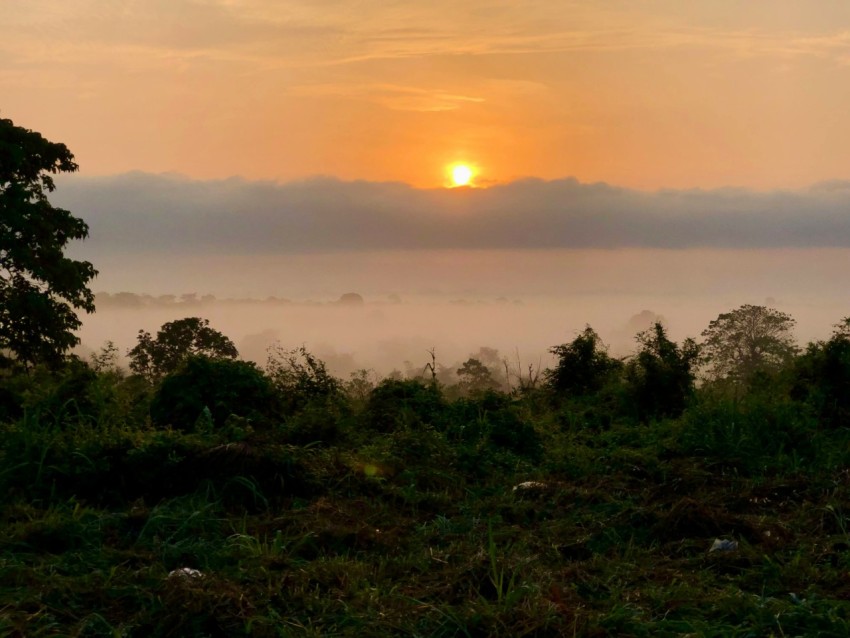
[265,346,342,414]
[362,379,446,433]
[547,326,622,399]
[792,334,850,429]
[281,397,351,446]
[624,323,699,422]
[151,356,279,431]
[679,395,820,474]
[446,390,542,466]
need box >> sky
[5,1,850,189]
[4,1,850,360]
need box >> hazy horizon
[76,284,848,382]
[61,173,850,375]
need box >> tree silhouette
[547,326,622,397]
[701,304,797,386]
[457,357,500,395]
[626,322,699,421]
[128,317,238,382]
[0,118,97,367]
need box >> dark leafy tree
[546,326,622,397]
[701,304,797,386]
[0,118,97,367]
[791,317,850,429]
[128,317,238,382]
[625,322,699,421]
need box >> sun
[450,163,474,187]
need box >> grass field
[3,356,850,637]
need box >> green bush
[679,395,821,474]
[546,326,623,398]
[445,391,542,476]
[624,323,699,422]
[266,345,343,414]
[281,396,351,445]
[151,356,279,431]
[362,379,446,433]
[792,335,850,429]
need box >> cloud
[287,83,485,111]
[53,172,850,256]
[8,2,850,75]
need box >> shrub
[679,395,820,474]
[447,390,542,463]
[362,379,446,433]
[791,332,850,429]
[265,345,342,414]
[547,325,622,398]
[150,356,279,431]
[624,323,699,422]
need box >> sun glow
[450,164,474,187]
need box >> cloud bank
[54,173,850,255]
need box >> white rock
[168,567,204,579]
[512,481,548,492]
[709,538,738,553]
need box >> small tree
[457,357,500,395]
[265,344,341,412]
[701,304,797,386]
[0,118,97,367]
[546,326,622,397]
[625,322,699,421]
[128,317,238,382]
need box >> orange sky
[5,1,850,189]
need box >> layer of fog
[74,248,850,379]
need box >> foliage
[680,394,822,474]
[0,118,97,367]
[701,304,798,388]
[89,340,120,373]
[546,325,623,398]
[446,390,543,465]
[128,317,238,382]
[832,316,850,340]
[265,344,342,413]
[7,310,850,635]
[791,323,850,429]
[624,322,699,421]
[150,355,278,430]
[363,378,446,433]
[344,368,377,405]
[456,357,500,395]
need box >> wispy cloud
[288,82,485,111]
[7,2,850,73]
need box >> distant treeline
[93,291,525,309]
[93,291,377,308]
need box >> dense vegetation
[3,309,850,637]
